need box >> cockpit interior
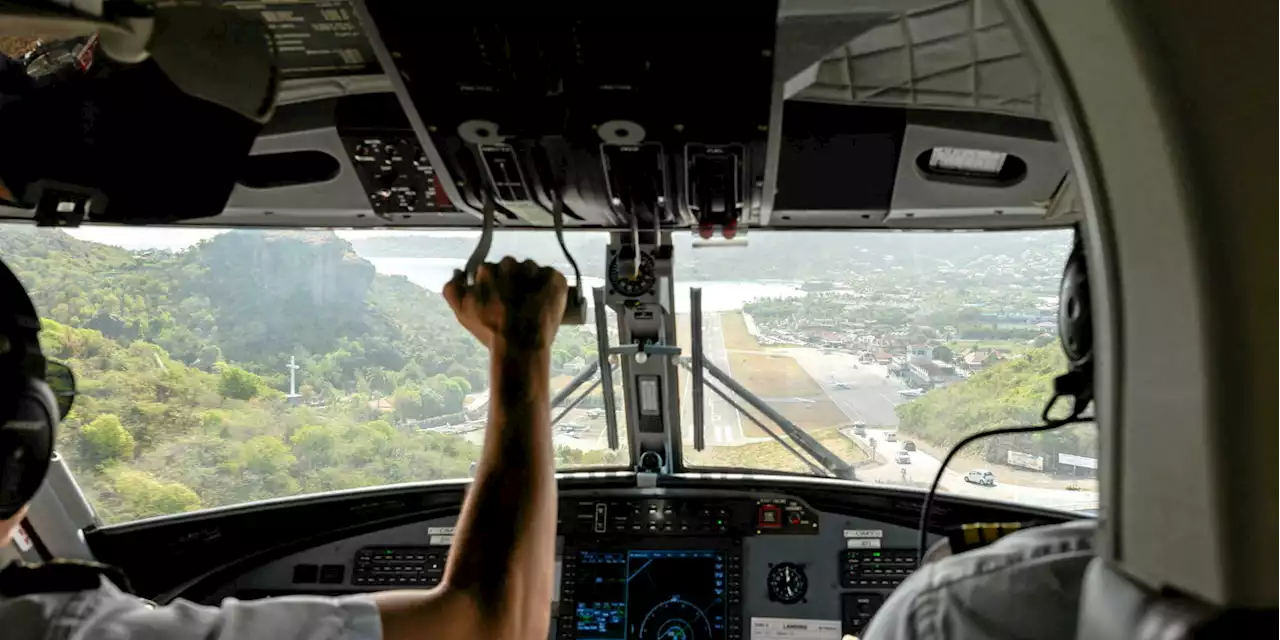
[0,1,1272,638]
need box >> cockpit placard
[222,0,380,79]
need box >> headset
[1056,235,1094,409]
[0,258,58,521]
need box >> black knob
[638,451,664,472]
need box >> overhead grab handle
[463,190,587,326]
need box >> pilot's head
[0,256,60,547]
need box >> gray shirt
[0,577,381,640]
[862,519,1096,640]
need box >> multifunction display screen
[573,550,728,640]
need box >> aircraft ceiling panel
[886,121,1069,221]
[783,0,1049,119]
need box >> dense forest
[0,228,604,524]
[895,346,1097,461]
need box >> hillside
[0,228,488,398]
[0,228,594,524]
[895,346,1097,462]
[37,317,486,523]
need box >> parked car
[965,469,997,486]
[903,440,916,452]
[895,450,911,464]
[885,432,897,442]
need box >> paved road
[853,427,1099,512]
[786,348,908,426]
[680,313,746,446]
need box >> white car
[894,450,911,464]
[965,469,997,486]
[899,388,925,398]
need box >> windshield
[1,227,628,524]
[1,226,1095,524]
[677,230,1097,514]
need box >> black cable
[551,192,584,295]
[915,394,1093,564]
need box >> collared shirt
[863,520,1096,640]
[0,576,381,640]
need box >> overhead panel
[886,110,1068,222]
[222,0,380,80]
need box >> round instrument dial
[767,563,808,604]
[607,251,657,297]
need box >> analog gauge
[767,563,808,604]
[608,251,657,297]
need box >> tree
[106,467,202,520]
[233,436,297,476]
[449,376,472,396]
[80,414,135,464]
[392,388,425,421]
[217,364,261,400]
[419,388,445,417]
[445,362,471,380]
[290,424,339,470]
[932,345,955,363]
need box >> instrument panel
[214,491,928,639]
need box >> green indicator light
[872,552,881,557]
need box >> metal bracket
[609,342,682,360]
[592,287,620,450]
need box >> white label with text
[750,617,841,640]
[843,529,884,538]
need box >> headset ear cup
[1058,242,1093,370]
[0,379,57,520]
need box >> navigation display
[573,550,728,640]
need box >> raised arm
[374,257,566,640]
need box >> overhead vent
[239,150,341,189]
[915,147,1027,187]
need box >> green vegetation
[0,228,609,524]
[895,346,1096,460]
[686,428,869,475]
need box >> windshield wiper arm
[551,360,619,428]
[685,362,830,477]
[697,358,858,480]
[551,359,601,409]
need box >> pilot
[859,518,1095,640]
[0,256,567,640]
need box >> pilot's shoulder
[862,521,1096,640]
[0,559,133,597]
[0,561,143,640]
